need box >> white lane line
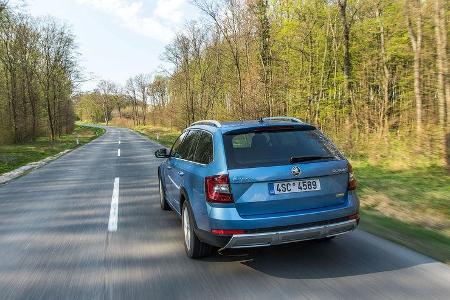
[117,149,121,157]
[108,177,120,232]
[118,140,121,145]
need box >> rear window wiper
[289,156,335,163]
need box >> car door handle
[178,171,184,176]
[167,166,172,170]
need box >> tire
[159,178,170,211]
[182,201,213,258]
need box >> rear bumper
[205,191,359,231]
[220,219,357,250]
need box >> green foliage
[74,92,108,123]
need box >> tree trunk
[338,0,352,95]
[29,88,37,141]
[233,53,245,119]
[46,93,55,140]
[433,0,450,171]
[406,0,423,137]
[434,0,446,128]
[377,6,391,137]
[104,98,109,125]
[25,69,38,141]
[257,0,272,117]
[338,0,354,146]
[9,73,20,143]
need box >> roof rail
[190,120,222,128]
[262,117,303,123]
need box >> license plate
[269,179,321,195]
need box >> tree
[432,0,450,169]
[134,74,150,125]
[375,1,392,136]
[256,0,273,116]
[149,75,169,125]
[125,77,139,125]
[96,80,117,125]
[405,0,423,136]
[194,0,248,119]
[40,19,78,139]
[0,6,79,143]
[337,0,352,94]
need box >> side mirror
[154,148,169,158]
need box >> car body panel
[228,160,349,217]
[206,191,358,230]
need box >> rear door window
[223,129,342,169]
[174,130,198,160]
[185,130,202,161]
[170,131,187,157]
[193,131,213,164]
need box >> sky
[15,0,199,91]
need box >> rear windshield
[223,129,343,169]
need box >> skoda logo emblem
[291,166,301,176]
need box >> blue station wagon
[155,117,359,258]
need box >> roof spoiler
[190,120,221,128]
[261,117,303,123]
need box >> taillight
[348,163,357,190]
[205,174,233,203]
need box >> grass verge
[353,160,449,263]
[360,210,450,263]
[134,125,180,148]
[0,125,105,175]
[353,161,450,228]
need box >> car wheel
[182,201,212,258]
[159,178,170,211]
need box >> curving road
[0,127,449,299]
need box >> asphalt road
[0,126,449,300]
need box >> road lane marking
[118,149,121,157]
[108,177,120,232]
[118,140,121,145]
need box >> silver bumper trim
[221,219,357,250]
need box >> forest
[75,0,449,169]
[0,1,79,144]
